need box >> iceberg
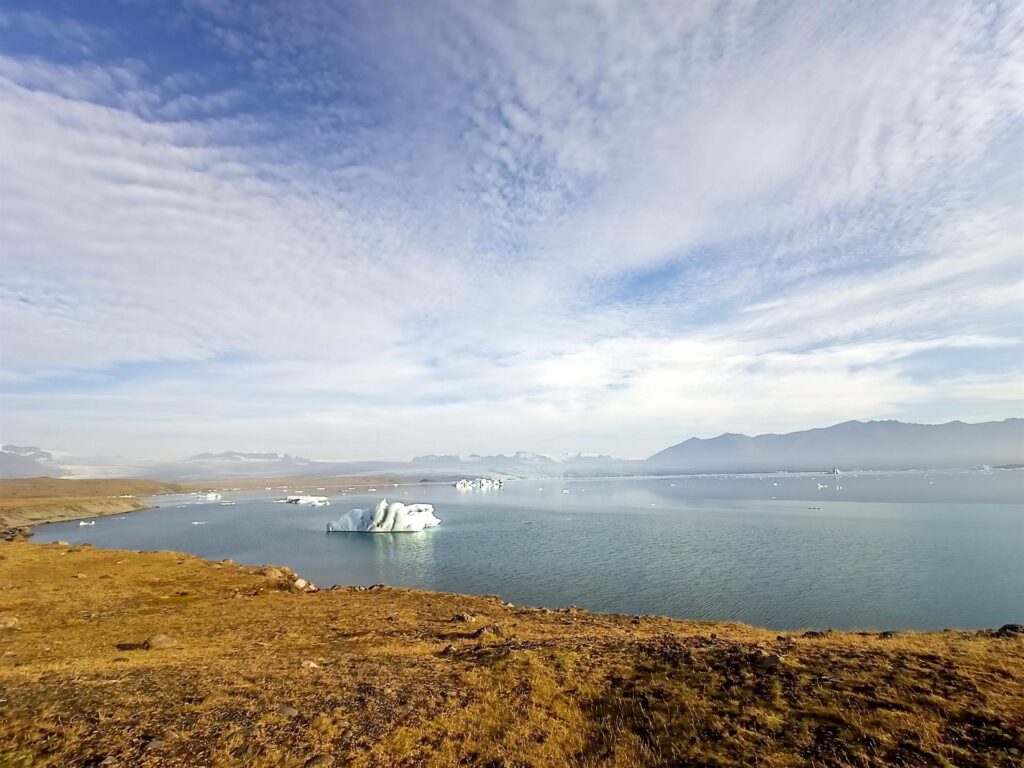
[326,499,440,533]
[454,477,504,491]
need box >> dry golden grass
[0,541,1021,768]
[0,478,187,531]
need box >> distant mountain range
[2,419,1020,480]
[645,418,1024,473]
[0,445,67,478]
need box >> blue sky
[0,0,1021,462]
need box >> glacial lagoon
[39,471,1024,631]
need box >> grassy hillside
[0,541,1021,767]
[0,478,186,531]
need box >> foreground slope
[0,542,1021,768]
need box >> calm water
[38,471,1024,630]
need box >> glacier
[326,499,441,532]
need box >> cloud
[0,1,1021,460]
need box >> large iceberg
[326,499,441,533]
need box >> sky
[0,0,1022,463]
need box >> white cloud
[0,1,1021,461]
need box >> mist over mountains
[1,419,1020,480]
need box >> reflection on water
[35,471,1024,630]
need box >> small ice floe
[220,501,235,505]
[192,521,208,525]
[817,483,828,490]
[327,499,440,532]
[455,478,504,491]
[669,483,676,487]
[194,492,222,501]
[283,495,331,507]
[561,488,570,494]
[79,520,95,526]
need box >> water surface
[39,471,1024,630]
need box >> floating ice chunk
[454,478,504,491]
[283,495,331,507]
[79,520,95,526]
[192,521,208,525]
[326,499,440,532]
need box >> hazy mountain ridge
[646,419,1024,472]
[0,445,67,479]
[2,419,1019,479]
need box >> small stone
[878,631,898,639]
[145,739,165,751]
[472,625,503,639]
[143,634,178,650]
[802,630,828,639]
[74,573,87,579]
[0,616,19,630]
[276,704,300,718]
[53,540,70,546]
[301,659,319,669]
[1008,746,1021,756]
[304,756,334,767]
[100,758,117,766]
[450,613,475,622]
[750,650,782,671]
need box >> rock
[450,612,476,622]
[293,578,309,590]
[74,573,87,579]
[145,739,165,751]
[143,634,178,650]
[276,704,300,718]
[304,756,334,767]
[996,624,1024,637]
[0,616,19,630]
[472,625,504,639]
[301,659,319,670]
[53,540,70,546]
[878,631,898,639]
[100,757,118,766]
[750,649,782,671]
[257,566,285,578]
[441,644,456,655]
[802,630,829,639]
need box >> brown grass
[0,541,1021,768]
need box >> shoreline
[0,475,402,539]
[1,540,1021,767]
